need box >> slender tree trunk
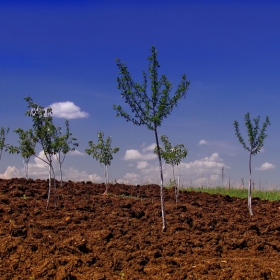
[46,164,51,209]
[59,163,63,187]
[51,163,57,207]
[23,159,28,180]
[248,151,253,216]
[105,165,109,194]
[103,165,109,195]
[46,158,57,209]
[154,125,166,231]
[172,165,178,204]
[177,175,180,201]
[57,154,63,187]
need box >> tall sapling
[25,96,59,209]
[113,46,190,231]
[234,112,270,216]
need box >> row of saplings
[0,46,270,230]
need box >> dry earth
[1,178,280,279]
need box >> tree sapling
[6,128,36,179]
[113,46,190,230]
[154,134,187,204]
[85,131,119,195]
[54,119,79,187]
[234,112,270,216]
[24,96,60,209]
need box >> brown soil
[1,178,280,280]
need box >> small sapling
[154,134,187,204]
[234,112,270,216]
[85,131,119,195]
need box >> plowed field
[1,178,280,279]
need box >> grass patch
[183,186,280,201]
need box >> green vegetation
[24,96,78,208]
[183,186,280,201]
[154,134,187,204]
[85,131,119,195]
[234,112,270,215]
[54,119,79,187]
[113,45,190,231]
[0,127,9,160]
[6,128,36,179]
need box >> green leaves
[54,119,79,159]
[24,96,57,160]
[113,46,190,131]
[234,112,270,216]
[234,112,270,155]
[6,128,36,161]
[85,131,119,167]
[154,135,187,167]
[0,127,9,160]
[114,46,190,230]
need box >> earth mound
[1,178,280,279]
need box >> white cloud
[0,163,103,183]
[0,166,23,179]
[119,152,229,186]
[199,139,208,145]
[0,151,230,187]
[49,101,89,119]
[181,153,224,170]
[124,173,140,179]
[123,149,157,161]
[137,161,149,169]
[255,162,275,171]
[117,173,141,184]
[142,143,156,153]
[88,173,103,183]
[33,150,50,168]
[67,150,86,156]
[0,149,95,182]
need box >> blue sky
[0,0,280,188]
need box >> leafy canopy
[24,96,59,161]
[234,112,270,155]
[6,128,36,161]
[155,135,187,167]
[54,119,79,157]
[85,131,119,166]
[0,127,9,159]
[113,45,190,130]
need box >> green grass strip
[182,186,280,201]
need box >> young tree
[6,128,36,179]
[154,134,187,204]
[24,96,59,209]
[234,112,270,216]
[0,127,9,160]
[85,131,119,195]
[113,46,190,231]
[54,119,79,187]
